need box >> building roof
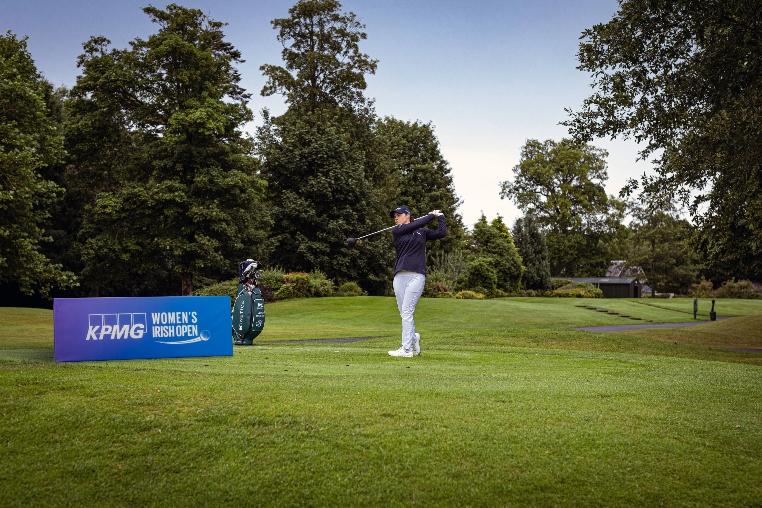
[606,261,645,278]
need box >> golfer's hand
[430,210,443,216]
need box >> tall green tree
[257,0,393,293]
[66,4,269,296]
[512,214,551,291]
[565,0,762,279]
[260,0,377,113]
[627,199,702,294]
[0,31,76,296]
[468,214,524,293]
[499,138,626,276]
[374,117,466,259]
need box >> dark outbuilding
[554,277,642,298]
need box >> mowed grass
[1,297,761,507]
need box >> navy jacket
[392,214,447,275]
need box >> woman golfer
[388,206,447,357]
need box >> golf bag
[232,259,265,345]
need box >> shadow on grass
[0,348,54,362]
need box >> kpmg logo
[87,313,147,340]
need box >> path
[575,316,732,333]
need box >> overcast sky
[4,0,651,227]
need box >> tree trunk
[181,272,193,296]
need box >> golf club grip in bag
[232,284,265,345]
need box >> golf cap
[389,206,411,218]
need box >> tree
[564,0,762,279]
[0,31,76,296]
[499,138,626,276]
[627,198,702,294]
[260,0,377,113]
[66,4,269,296]
[257,0,393,293]
[468,214,524,293]
[512,214,551,291]
[374,116,466,259]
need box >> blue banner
[54,296,232,362]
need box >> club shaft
[356,215,428,240]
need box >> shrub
[335,281,364,297]
[713,279,761,299]
[194,279,237,300]
[455,290,486,300]
[429,250,469,290]
[274,283,296,300]
[309,269,334,297]
[283,272,311,298]
[464,257,498,292]
[423,281,453,298]
[260,267,287,290]
[551,279,572,290]
[690,279,714,298]
[549,282,602,298]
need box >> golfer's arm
[426,215,447,240]
[392,215,434,238]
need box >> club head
[347,237,362,247]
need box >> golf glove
[434,210,443,216]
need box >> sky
[4,0,652,227]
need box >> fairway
[1,297,761,506]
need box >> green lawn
[1,297,761,506]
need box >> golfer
[388,206,447,357]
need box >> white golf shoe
[413,333,421,356]
[388,347,413,358]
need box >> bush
[551,279,572,290]
[260,267,287,290]
[335,281,364,297]
[690,279,714,298]
[274,283,296,300]
[429,250,469,290]
[309,269,334,297]
[455,290,486,300]
[194,279,237,299]
[282,272,311,298]
[464,257,498,293]
[713,279,761,299]
[549,282,602,298]
[423,281,453,298]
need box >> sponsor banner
[54,296,232,362]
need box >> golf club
[347,215,428,247]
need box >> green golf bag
[232,260,265,345]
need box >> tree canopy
[565,0,762,279]
[0,31,76,295]
[468,214,524,293]
[66,4,268,296]
[260,0,377,114]
[512,214,551,291]
[256,0,393,294]
[627,198,702,294]
[500,138,626,276]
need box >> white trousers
[393,271,425,350]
